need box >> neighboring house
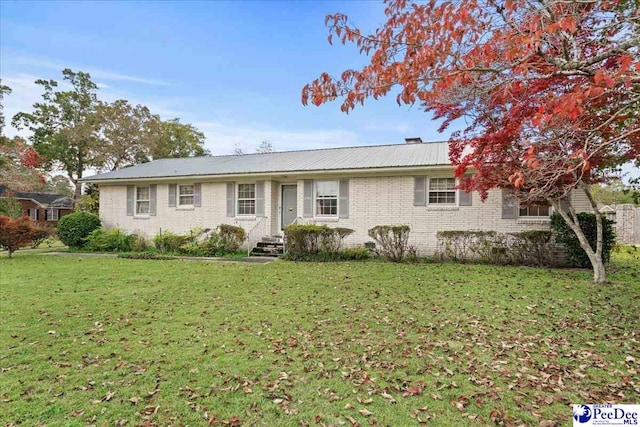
[598,204,640,244]
[0,186,74,224]
[80,140,593,254]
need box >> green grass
[1,249,638,426]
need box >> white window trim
[314,180,339,218]
[237,183,256,216]
[46,208,59,221]
[428,177,457,205]
[136,186,150,216]
[28,208,38,221]
[518,202,551,218]
[178,184,195,207]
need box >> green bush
[129,234,148,252]
[153,230,188,254]
[56,211,101,248]
[85,228,133,252]
[367,225,411,262]
[29,225,56,249]
[436,230,556,266]
[282,247,370,262]
[339,247,371,260]
[284,225,354,256]
[217,224,246,252]
[507,230,554,266]
[551,212,616,267]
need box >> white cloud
[194,121,362,155]
[1,74,47,137]
[4,52,169,86]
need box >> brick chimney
[404,137,423,144]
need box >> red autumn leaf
[402,386,422,397]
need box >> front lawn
[1,250,638,426]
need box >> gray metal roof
[81,142,450,182]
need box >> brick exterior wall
[98,170,592,254]
[16,199,72,224]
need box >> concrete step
[250,247,282,257]
[257,241,283,249]
[261,236,284,244]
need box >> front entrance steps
[249,236,284,257]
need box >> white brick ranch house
[81,140,592,254]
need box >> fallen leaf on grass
[358,409,373,417]
[138,405,159,416]
[379,392,397,404]
[402,385,422,397]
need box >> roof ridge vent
[404,137,423,144]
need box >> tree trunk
[73,180,82,200]
[551,194,607,284]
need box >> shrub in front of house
[85,228,134,252]
[435,230,506,264]
[0,215,41,257]
[507,230,555,266]
[436,230,509,264]
[282,247,370,262]
[153,230,189,254]
[129,234,148,252]
[284,225,354,256]
[217,224,246,253]
[435,230,558,266]
[151,226,246,257]
[367,225,411,262]
[551,212,616,267]
[29,224,56,249]
[56,211,101,248]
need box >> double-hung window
[178,184,195,206]
[237,183,256,215]
[429,178,456,204]
[45,208,59,221]
[28,208,38,221]
[136,186,150,215]
[519,202,550,217]
[315,180,338,216]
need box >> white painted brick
[99,174,591,254]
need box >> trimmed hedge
[284,225,354,255]
[435,230,556,266]
[282,248,370,262]
[551,212,616,267]
[57,212,101,248]
[367,225,411,262]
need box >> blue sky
[1,1,637,182]
[1,0,448,155]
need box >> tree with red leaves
[1,84,44,192]
[0,136,45,192]
[302,0,639,283]
[0,216,39,258]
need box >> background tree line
[1,69,208,199]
